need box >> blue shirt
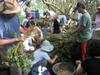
[0,14,21,51]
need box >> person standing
[75,39,100,75]
[48,11,61,34]
[53,17,61,34]
[72,3,92,61]
[0,0,23,63]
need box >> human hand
[69,16,74,19]
[54,55,58,59]
[75,64,83,75]
[70,16,76,21]
[24,46,35,53]
[76,60,81,65]
[29,46,35,51]
[24,48,35,53]
[17,34,25,42]
[70,31,75,35]
[52,55,58,63]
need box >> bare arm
[48,55,58,64]
[75,64,83,75]
[72,25,84,34]
[70,17,78,21]
[0,37,21,46]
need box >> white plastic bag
[23,36,35,52]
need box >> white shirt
[75,11,82,22]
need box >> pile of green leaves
[6,42,34,72]
[44,29,76,62]
[44,26,100,62]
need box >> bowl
[52,62,75,75]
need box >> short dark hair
[76,2,85,9]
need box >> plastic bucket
[32,10,40,19]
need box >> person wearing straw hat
[0,0,23,63]
[28,40,58,75]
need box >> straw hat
[3,0,21,14]
[40,40,54,52]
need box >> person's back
[31,49,49,66]
[28,40,57,75]
[53,19,61,33]
[76,39,100,75]
[58,15,67,26]
[86,44,100,75]
[82,58,100,75]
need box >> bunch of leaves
[6,42,34,72]
[44,28,76,62]
[36,20,51,28]
[85,0,97,15]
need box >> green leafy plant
[6,42,34,72]
[44,28,76,62]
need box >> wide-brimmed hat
[3,0,21,14]
[40,40,54,52]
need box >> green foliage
[43,26,100,62]
[85,0,97,15]
[6,42,34,72]
[31,2,47,16]
[44,31,76,62]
